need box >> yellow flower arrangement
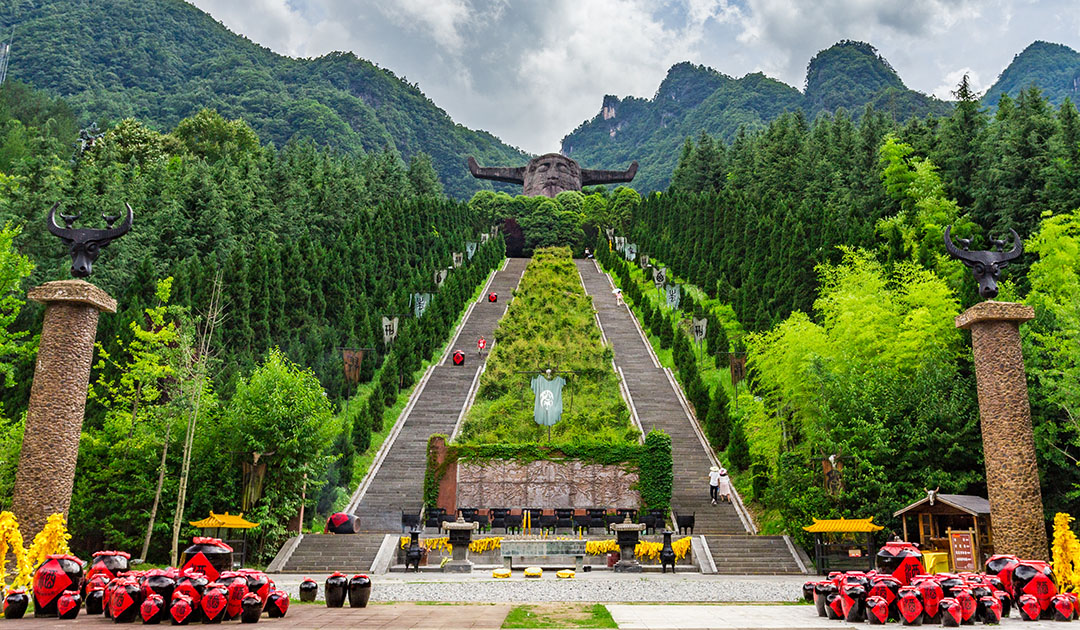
[0,511,27,595]
[584,537,692,561]
[1053,512,1080,593]
[469,537,503,554]
[399,535,452,552]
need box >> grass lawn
[501,603,617,629]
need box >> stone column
[955,301,1047,560]
[12,280,116,535]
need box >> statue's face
[524,154,581,198]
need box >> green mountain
[561,41,953,192]
[982,41,1080,107]
[0,0,528,198]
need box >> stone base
[613,560,643,573]
[442,559,474,573]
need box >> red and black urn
[180,537,233,584]
[143,568,176,604]
[939,574,966,598]
[109,577,143,623]
[488,292,498,303]
[1019,593,1041,621]
[348,574,372,608]
[1013,560,1057,619]
[325,572,348,608]
[57,589,80,620]
[825,591,844,620]
[3,588,28,619]
[240,593,262,624]
[869,575,902,621]
[813,581,835,617]
[200,583,229,624]
[915,578,944,623]
[174,572,207,622]
[299,577,318,602]
[954,587,977,625]
[876,542,924,586]
[1053,594,1074,622]
[223,575,249,620]
[33,553,84,617]
[266,590,289,618]
[986,555,1020,596]
[169,594,196,626]
[1067,592,1080,619]
[802,581,816,603]
[941,598,963,627]
[867,595,889,625]
[841,583,867,622]
[981,595,1002,625]
[140,593,165,624]
[86,551,130,591]
[898,586,924,625]
[324,513,359,534]
[995,590,1012,618]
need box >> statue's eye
[537,164,549,172]
[86,243,99,255]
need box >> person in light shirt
[709,465,721,505]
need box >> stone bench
[500,540,588,571]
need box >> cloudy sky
[186,0,1080,154]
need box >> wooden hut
[893,494,992,571]
[803,517,884,575]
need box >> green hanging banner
[531,374,566,427]
[665,283,681,309]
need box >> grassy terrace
[457,247,637,445]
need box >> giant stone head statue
[467,154,638,198]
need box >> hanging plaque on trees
[652,267,666,288]
[640,254,649,269]
[625,243,637,261]
[342,348,364,385]
[453,252,463,268]
[413,293,432,318]
[481,233,490,243]
[382,317,399,346]
[434,268,448,288]
[665,283,681,309]
[466,242,477,259]
[692,318,707,344]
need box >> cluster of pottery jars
[803,552,1071,625]
[11,539,290,624]
[319,573,372,608]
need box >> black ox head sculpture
[47,202,133,278]
[943,224,1023,299]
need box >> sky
[186,0,1080,155]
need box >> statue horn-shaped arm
[101,203,134,240]
[998,228,1024,263]
[943,224,972,265]
[466,157,525,185]
[580,161,639,186]
[46,202,71,239]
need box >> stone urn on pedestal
[441,516,479,573]
[611,515,646,573]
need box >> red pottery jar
[140,593,165,624]
[876,541,923,586]
[179,537,233,584]
[200,583,229,624]
[33,553,84,617]
[266,590,289,618]
[169,593,196,626]
[3,588,29,619]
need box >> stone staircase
[708,535,805,575]
[576,259,806,574]
[275,258,529,573]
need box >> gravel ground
[267,572,808,603]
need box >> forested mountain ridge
[561,41,954,192]
[0,0,528,198]
[982,41,1080,110]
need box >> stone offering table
[500,539,587,571]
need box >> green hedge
[424,430,672,511]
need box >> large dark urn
[298,577,317,602]
[841,584,867,622]
[140,593,165,624]
[325,512,359,534]
[143,569,176,603]
[867,595,889,625]
[985,554,1020,596]
[84,575,109,614]
[941,598,962,627]
[179,537,233,583]
[240,593,262,623]
[86,551,130,587]
[3,589,28,619]
[57,590,81,620]
[981,595,1002,624]
[876,541,923,586]
[405,529,423,572]
[266,590,289,618]
[169,594,196,626]
[1012,560,1056,619]
[814,582,836,617]
[33,553,83,617]
[348,574,372,608]
[659,530,676,574]
[325,572,347,608]
[175,572,208,622]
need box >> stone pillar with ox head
[955,301,1047,560]
[12,280,117,535]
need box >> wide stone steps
[708,535,803,575]
[277,259,529,573]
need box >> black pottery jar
[175,572,207,622]
[109,578,143,623]
[143,569,176,603]
[953,587,976,625]
[825,591,844,619]
[1013,560,1057,619]
[32,553,83,617]
[169,594,196,626]
[325,512,359,534]
[298,577,318,602]
[814,582,836,617]
[200,583,229,624]
[994,590,1012,618]
[985,554,1020,596]
[869,576,902,621]
[87,551,131,589]
[179,537,234,583]
[3,589,28,619]
[348,574,372,608]
[802,581,815,603]
[981,595,1002,624]
[266,590,289,618]
[57,590,81,620]
[1053,594,1074,621]
[867,595,889,625]
[325,572,347,608]
[941,598,962,627]
[140,593,165,624]
[914,578,944,624]
[224,575,249,620]
[240,569,270,607]
[841,584,867,622]
[897,586,923,626]
[240,593,262,623]
[876,542,923,586]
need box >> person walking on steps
[709,465,721,505]
[717,467,731,503]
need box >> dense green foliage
[617,80,1080,540]
[458,248,636,445]
[561,42,952,192]
[0,81,507,560]
[0,0,528,199]
[425,430,673,511]
[982,42,1080,112]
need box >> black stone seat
[675,511,695,535]
[401,509,421,533]
[539,514,558,534]
[504,514,523,534]
[573,514,592,533]
[489,508,509,531]
[424,506,446,529]
[554,508,574,530]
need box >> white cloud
[933,67,985,100]
[375,0,473,52]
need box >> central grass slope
[457,247,636,445]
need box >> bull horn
[46,202,70,238]
[943,224,965,261]
[998,228,1024,263]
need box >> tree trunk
[139,419,173,561]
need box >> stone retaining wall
[456,459,639,509]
